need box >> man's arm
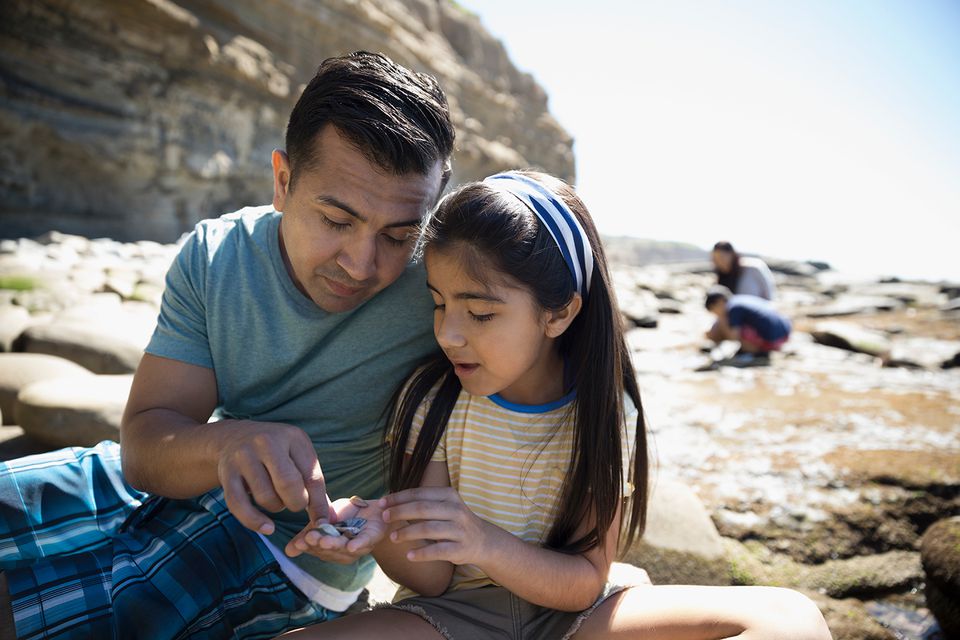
[120,353,330,534]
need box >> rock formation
[0,0,574,241]
[3,231,958,637]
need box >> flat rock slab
[806,295,904,317]
[19,301,156,373]
[884,337,960,370]
[619,478,728,585]
[810,321,891,357]
[641,478,725,558]
[16,374,132,447]
[0,353,94,425]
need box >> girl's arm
[380,487,620,611]
[372,459,455,597]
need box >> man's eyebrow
[316,196,366,222]
[426,282,505,303]
[315,196,421,229]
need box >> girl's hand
[380,487,490,566]
[285,496,388,563]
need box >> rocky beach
[1,231,957,639]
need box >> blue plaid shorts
[0,441,338,639]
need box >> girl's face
[425,247,569,405]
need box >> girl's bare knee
[759,588,832,640]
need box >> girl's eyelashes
[431,304,493,323]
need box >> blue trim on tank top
[487,388,577,414]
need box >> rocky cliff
[0,0,574,241]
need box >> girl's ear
[544,293,583,338]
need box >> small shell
[312,523,342,537]
[333,517,366,538]
[349,495,369,508]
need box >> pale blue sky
[457,0,960,281]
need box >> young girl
[282,172,831,639]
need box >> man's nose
[337,236,376,282]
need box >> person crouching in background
[705,285,791,366]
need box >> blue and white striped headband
[483,172,594,297]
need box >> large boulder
[725,538,922,598]
[18,299,156,373]
[808,593,897,640]
[883,337,960,370]
[618,289,661,329]
[921,517,960,638]
[809,321,891,358]
[619,478,729,585]
[0,353,94,425]
[15,374,133,447]
[0,306,31,352]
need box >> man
[705,285,791,366]
[0,51,454,638]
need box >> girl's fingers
[382,500,462,523]
[405,541,458,563]
[390,519,458,544]
[380,487,456,508]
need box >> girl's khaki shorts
[378,582,628,640]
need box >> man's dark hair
[285,51,455,191]
[705,285,733,310]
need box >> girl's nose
[435,314,466,349]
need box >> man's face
[273,126,444,313]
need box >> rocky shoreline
[2,231,958,639]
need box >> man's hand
[284,496,389,564]
[380,487,490,566]
[218,423,332,535]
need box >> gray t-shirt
[146,205,436,595]
[736,256,776,300]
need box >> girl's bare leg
[278,608,445,640]
[574,585,831,640]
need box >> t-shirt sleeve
[401,380,447,463]
[144,226,214,369]
[758,261,776,300]
[726,303,745,329]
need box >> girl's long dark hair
[386,171,648,554]
[713,241,742,292]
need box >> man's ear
[544,293,583,338]
[272,149,291,212]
